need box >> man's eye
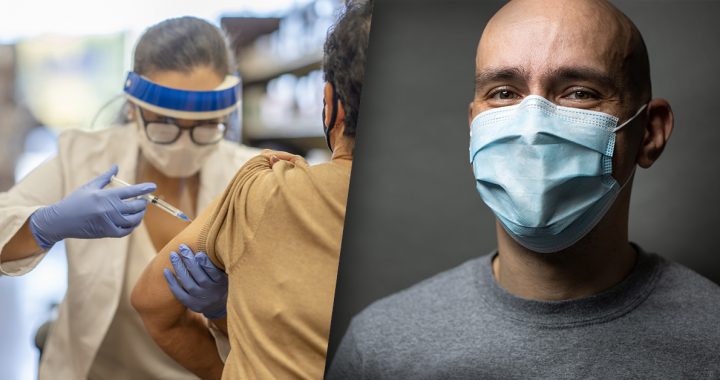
[490,89,518,100]
[566,90,597,100]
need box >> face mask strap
[617,165,637,191]
[612,103,645,190]
[323,84,339,151]
[613,104,648,133]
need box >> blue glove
[29,165,156,250]
[163,244,228,319]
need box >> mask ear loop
[322,84,339,151]
[617,165,637,191]
[613,104,648,132]
[613,103,647,189]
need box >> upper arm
[131,153,276,325]
[131,197,220,329]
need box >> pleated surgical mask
[469,95,646,253]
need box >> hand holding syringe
[110,176,192,222]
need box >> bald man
[327,1,720,378]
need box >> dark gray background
[328,0,720,365]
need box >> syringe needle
[109,176,192,223]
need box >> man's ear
[323,82,334,128]
[636,98,674,168]
[324,82,347,135]
[331,100,348,141]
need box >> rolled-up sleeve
[197,155,276,272]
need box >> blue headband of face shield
[123,72,241,120]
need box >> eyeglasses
[137,108,227,145]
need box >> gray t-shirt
[328,248,720,379]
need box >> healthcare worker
[0,17,258,380]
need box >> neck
[330,134,355,162]
[493,189,637,301]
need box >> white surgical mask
[135,120,218,178]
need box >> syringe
[110,176,192,222]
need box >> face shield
[123,71,243,140]
[123,72,241,120]
[122,72,243,177]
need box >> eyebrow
[544,67,619,92]
[475,67,529,90]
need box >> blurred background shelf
[238,48,323,85]
[221,1,336,157]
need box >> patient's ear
[636,98,673,168]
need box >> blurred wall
[328,0,720,363]
[0,45,37,191]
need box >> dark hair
[323,0,373,137]
[113,17,235,127]
[133,16,235,77]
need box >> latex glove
[29,165,156,250]
[164,244,228,319]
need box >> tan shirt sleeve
[197,155,276,272]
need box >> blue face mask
[469,95,646,253]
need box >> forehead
[140,107,222,124]
[477,11,627,78]
[145,67,225,91]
